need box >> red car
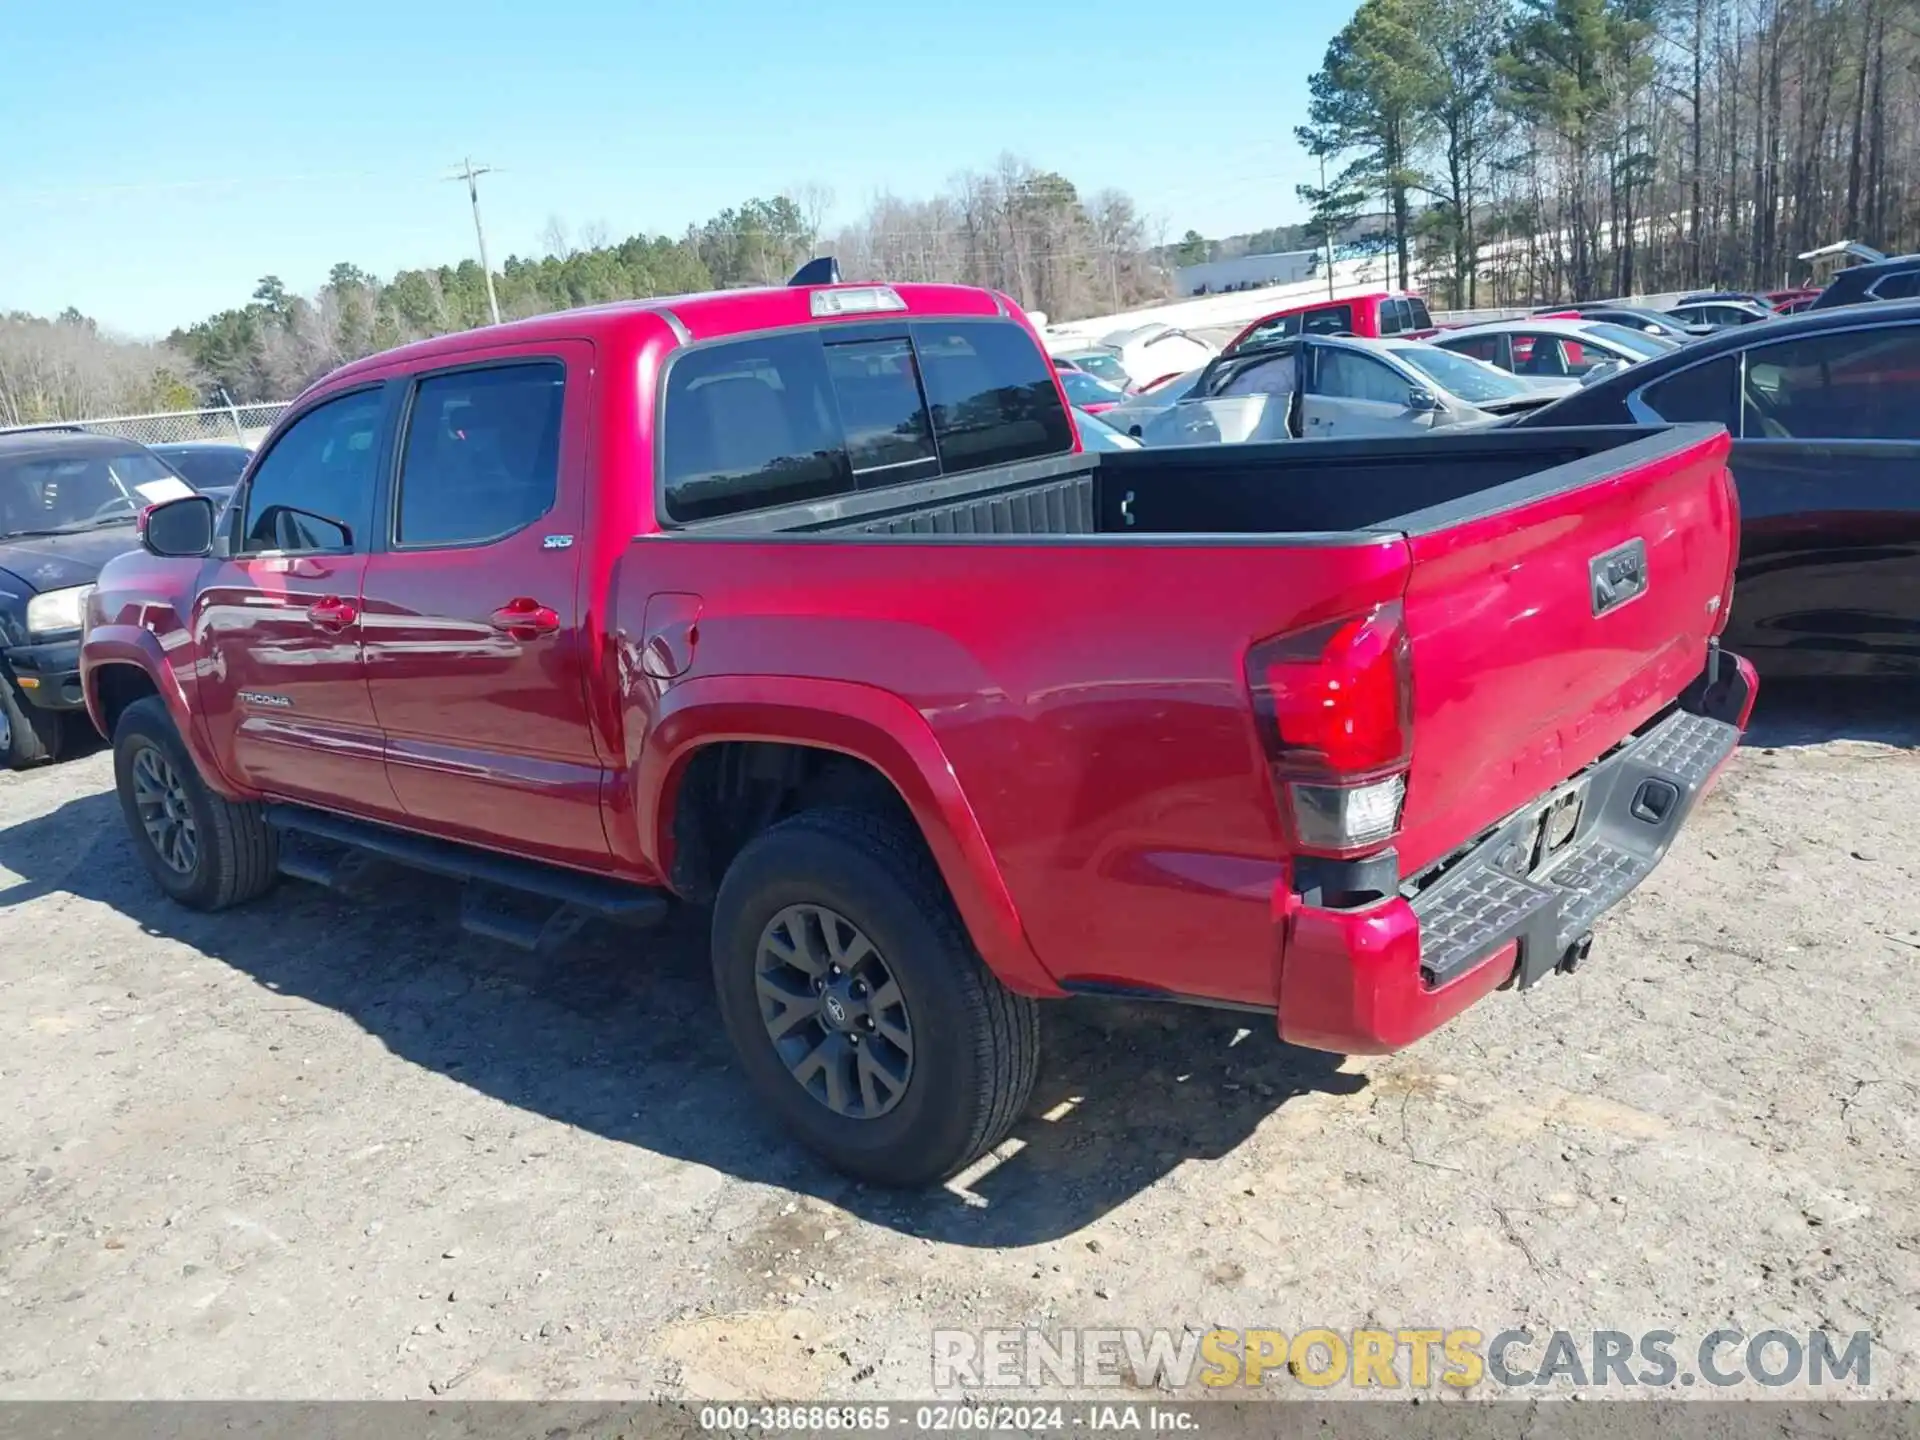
[1765,287,1823,310]
[1225,290,1440,352]
[83,269,1753,1186]
[1054,365,1127,414]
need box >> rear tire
[0,678,67,770]
[112,696,279,910]
[711,806,1040,1187]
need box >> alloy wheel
[754,903,915,1120]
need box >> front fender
[634,674,1062,998]
[82,624,242,799]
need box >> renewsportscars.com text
[931,1326,1874,1391]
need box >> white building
[1173,249,1319,297]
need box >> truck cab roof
[320,282,1018,392]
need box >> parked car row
[0,429,252,767]
[1071,278,1920,686]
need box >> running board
[264,803,672,944]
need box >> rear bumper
[3,638,84,711]
[1277,650,1756,1054]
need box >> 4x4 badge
[1590,538,1649,616]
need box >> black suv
[0,430,194,767]
[1807,254,1920,309]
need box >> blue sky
[2,0,1357,339]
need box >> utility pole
[1321,154,1337,299]
[447,157,502,326]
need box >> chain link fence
[0,402,290,449]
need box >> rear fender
[82,624,242,799]
[635,674,1061,997]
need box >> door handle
[306,596,358,631]
[490,597,561,640]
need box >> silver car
[1433,318,1677,381]
[1135,334,1573,445]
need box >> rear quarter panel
[617,535,1411,1006]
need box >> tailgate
[1392,426,1737,873]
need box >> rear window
[660,319,1070,521]
[913,320,1074,474]
[1407,297,1434,330]
[659,332,851,522]
[1301,304,1355,336]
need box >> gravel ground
[2,685,1917,1402]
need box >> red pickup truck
[1224,290,1441,352]
[81,269,1756,1186]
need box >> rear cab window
[660,318,1073,522]
[1301,304,1356,336]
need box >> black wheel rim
[131,744,198,876]
[755,903,914,1120]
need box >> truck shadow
[1740,676,1920,750]
[0,788,1360,1248]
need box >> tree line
[0,159,1173,418]
[1296,0,1920,307]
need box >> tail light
[1245,601,1413,856]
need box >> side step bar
[264,803,671,950]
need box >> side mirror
[1407,387,1442,413]
[140,494,216,557]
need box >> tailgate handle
[1120,490,1136,527]
[1590,538,1649,617]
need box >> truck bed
[623,422,1739,1012]
[670,426,1697,541]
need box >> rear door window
[1640,355,1741,431]
[910,319,1074,474]
[1741,323,1920,440]
[396,362,564,547]
[1446,334,1505,365]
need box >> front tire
[711,807,1040,1187]
[0,678,67,770]
[112,696,279,910]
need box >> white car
[1433,318,1676,381]
[1072,408,1142,451]
[1136,334,1572,445]
[1099,366,1207,437]
[1097,324,1218,390]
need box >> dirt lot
[2,686,1917,1401]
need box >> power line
[445,158,502,326]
